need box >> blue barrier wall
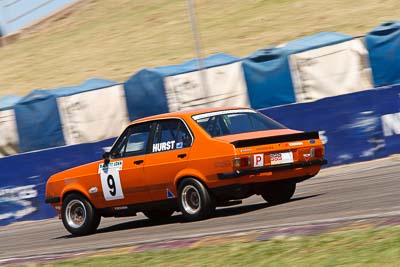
[0,0,77,36]
[260,85,400,166]
[0,137,115,226]
[1,85,400,227]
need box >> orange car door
[99,122,153,206]
[144,119,193,201]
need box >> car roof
[130,107,252,124]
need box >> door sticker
[98,161,124,201]
[253,154,264,167]
[152,140,176,152]
[176,142,183,149]
[167,188,176,199]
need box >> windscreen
[192,109,285,137]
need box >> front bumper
[217,158,328,180]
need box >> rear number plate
[270,152,294,165]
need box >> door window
[151,119,192,153]
[111,122,153,158]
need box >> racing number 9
[107,175,116,196]
[99,165,124,201]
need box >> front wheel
[261,181,296,205]
[178,178,215,221]
[62,193,101,236]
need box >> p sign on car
[254,154,264,167]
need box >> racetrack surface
[1,156,399,259]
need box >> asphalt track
[1,156,399,259]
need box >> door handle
[134,159,144,165]
[177,153,187,159]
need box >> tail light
[233,156,251,169]
[315,147,324,157]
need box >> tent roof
[281,32,353,54]
[18,78,118,104]
[368,20,400,37]
[150,53,239,76]
[247,32,353,60]
[0,95,21,110]
[51,78,117,97]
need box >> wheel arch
[174,169,210,191]
[61,185,91,204]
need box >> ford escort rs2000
[45,107,327,235]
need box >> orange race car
[45,107,327,235]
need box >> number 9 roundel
[99,161,124,201]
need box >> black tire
[143,209,174,221]
[62,193,101,236]
[178,178,215,221]
[261,181,296,205]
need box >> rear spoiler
[231,131,320,148]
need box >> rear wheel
[261,181,296,204]
[178,178,215,221]
[62,193,101,236]
[143,209,174,221]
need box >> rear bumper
[217,159,328,180]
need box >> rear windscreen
[192,109,285,137]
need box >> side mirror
[102,152,111,165]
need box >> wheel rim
[65,199,87,228]
[181,185,201,215]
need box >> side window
[110,128,129,158]
[151,119,192,153]
[176,121,192,148]
[112,134,128,158]
[111,122,152,158]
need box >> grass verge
[14,226,400,267]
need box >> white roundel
[99,161,124,201]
